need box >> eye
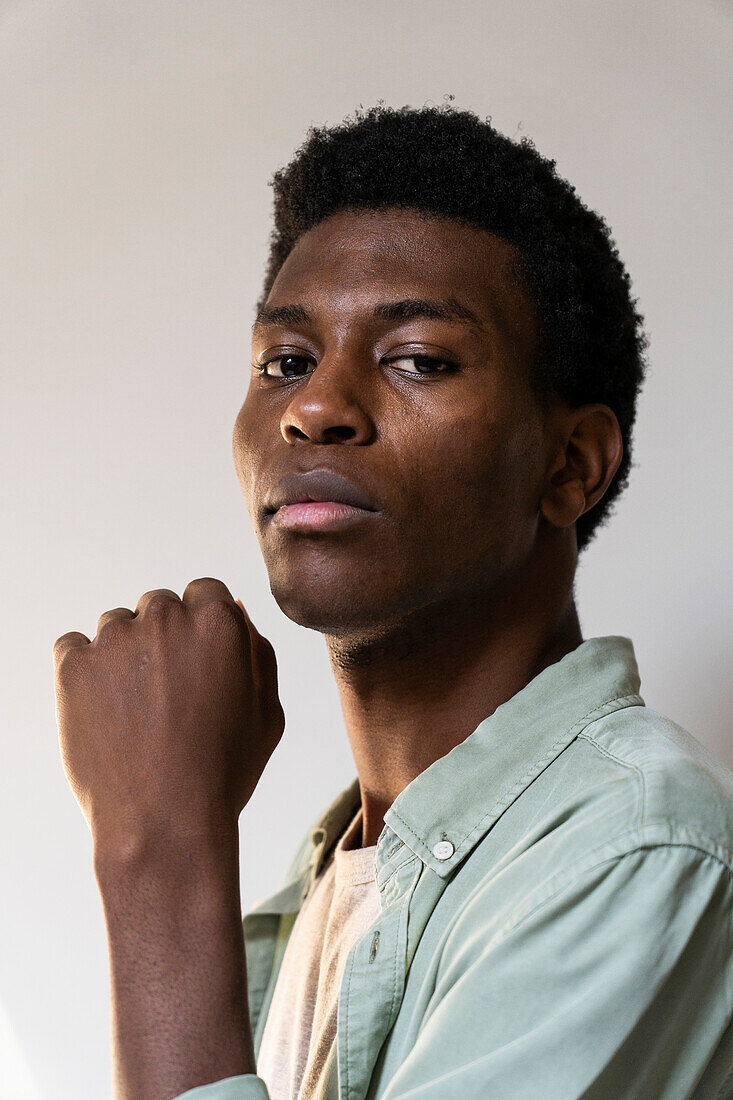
[254,351,457,380]
[388,354,456,376]
[257,354,314,379]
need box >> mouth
[263,467,380,533]
[267,500,378,533]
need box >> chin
[269,578,377,635]
[263,551,445,641]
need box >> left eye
[389,355,455,375]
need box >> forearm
[95,827,256,1100]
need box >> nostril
[323,426,357,442]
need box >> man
[53,104,733,1100]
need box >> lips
[264,468,379,515]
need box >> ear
[540,404,624,529]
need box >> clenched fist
[52,577,285,860]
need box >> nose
[280,353,375,446]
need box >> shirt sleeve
[174,1073,270,1099]
[378,843,733,1100]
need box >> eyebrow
[252,296,483,332]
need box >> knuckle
[143,593,177,618]
[96,609,130,637]
[95,624,127,653]
[197,597,236,625]
[53,631,83,654]
[55,643,85,677]
[183,577,233,604]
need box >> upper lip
[264,468,379,514]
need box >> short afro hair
[257,101,648,554]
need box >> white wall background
[1,1,731,1096]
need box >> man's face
[233,207,551,638]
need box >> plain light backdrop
[2,1,731,1096]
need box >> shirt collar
[384,634,643,878]
[248,635,643,912]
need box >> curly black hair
[257,101,648,553]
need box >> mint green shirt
[178,636,733,1099]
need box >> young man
[53,105,733,1100]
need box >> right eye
[259,354,314,379]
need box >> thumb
[236,598,280,694]
[236,597,258,636]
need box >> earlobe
[540,477,587,529]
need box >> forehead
[262,208,536,343]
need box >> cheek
[419,401,507,489]
[232,402,250,452]
[408,401,543,531]
[232,400,264,501]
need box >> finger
[96,607,135,636]
[236,599,279,690]
[181,577,235,607]
[235,598,260,670]
[236,598,270,646]
[255,629,280,691]
[236,598,271,684]
[52,631,91,667]
[235,597,257,631]
[134,588,181,616]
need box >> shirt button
[432,840,454,860]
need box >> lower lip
[270,501,377,531]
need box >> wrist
[94,816,256,1096]
[93,818,241,894]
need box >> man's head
[233,103,646,642]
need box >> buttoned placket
[334,818,461,1100]
[242,639,645,1100]
[243,818,459,1100]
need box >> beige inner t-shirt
[256,806,382,1100]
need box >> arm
[379,843,733,1099]
[95,829,261,1100]
[53,579,283,1100]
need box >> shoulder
[442,704,733,947]
[575,703,733,871]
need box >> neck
[324,549,582,849]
